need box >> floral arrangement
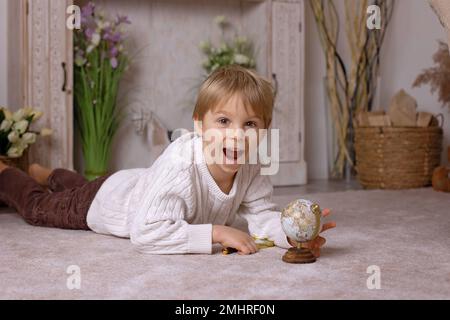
[413,40,450,112]
[200,16,256,75]
[0,107,52,158]
[74,2,130,180]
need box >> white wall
[305,0,449,179]
[0,0,7,107]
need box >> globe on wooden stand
[280,199,322,264]
[282,243,317,264]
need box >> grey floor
[273,178,362,196]
[2,184,449,299]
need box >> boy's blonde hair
[192,65,274,128]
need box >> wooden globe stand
[282,243,316,264]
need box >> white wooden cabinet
[8,0,74,170]
[269,0,307,186]
[9,0,306,185]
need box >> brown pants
[0,167,110,230]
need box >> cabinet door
[25,0,74,169]
[270,0,307,185]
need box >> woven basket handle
[436,113,444,128]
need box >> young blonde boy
[0,65,335,256]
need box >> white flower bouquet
[0,106,52,159]
[200,15,256,75]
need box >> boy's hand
[213,225,258,255]
[287,208,336,258]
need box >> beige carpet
[1,188,449,300]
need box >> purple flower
[103,30,117,43]
[102,28,122,42]
[116,15,131,26]
[110,57,118,69]
[81,2,95,18]
[109,32,123,43]
[85,28,94,39]
[102,26,112,40]
[76,2,129,64]
[110,46,119,58]
[81,15,96,30]
[80,2,96,26]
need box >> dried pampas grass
[413,41,450,112]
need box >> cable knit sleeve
[237,166,291,249]
[130,164,212,255]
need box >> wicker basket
[354,126,443,189]
[0,149,29,172]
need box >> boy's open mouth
[223,148,244,162]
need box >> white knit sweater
[87,132,291,254]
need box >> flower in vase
[91,32,101,46]
[0,106,51,158]
[75,50,87,67]
[115,15,131,26]
[40,128,53,137]
[233,53,250,65]
[30,110,43,122]
[97,20,111,31]
[110,57,118,69]
[22,132,37,145]
[7,145,23,158]
[6,139,28,158]
[12,120,29,134]
[85,28,95,40]
[3,108,12,120]
[86,45,95,54]
[81,2,95,19]
[108,32,123,43]
[7,130,20,143]
[200,16,256,75]
[211,63,220,72]
[109,46,120,69]
[0,119,12,131]
[23,107,33,116]
[110,46,119,57]
[74,2,131,180]
[12,109,26,122]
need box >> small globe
[281,199,322,243]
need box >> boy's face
[195,94,266,175]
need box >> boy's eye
[218,118,229,125]
[216,118,259,128]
